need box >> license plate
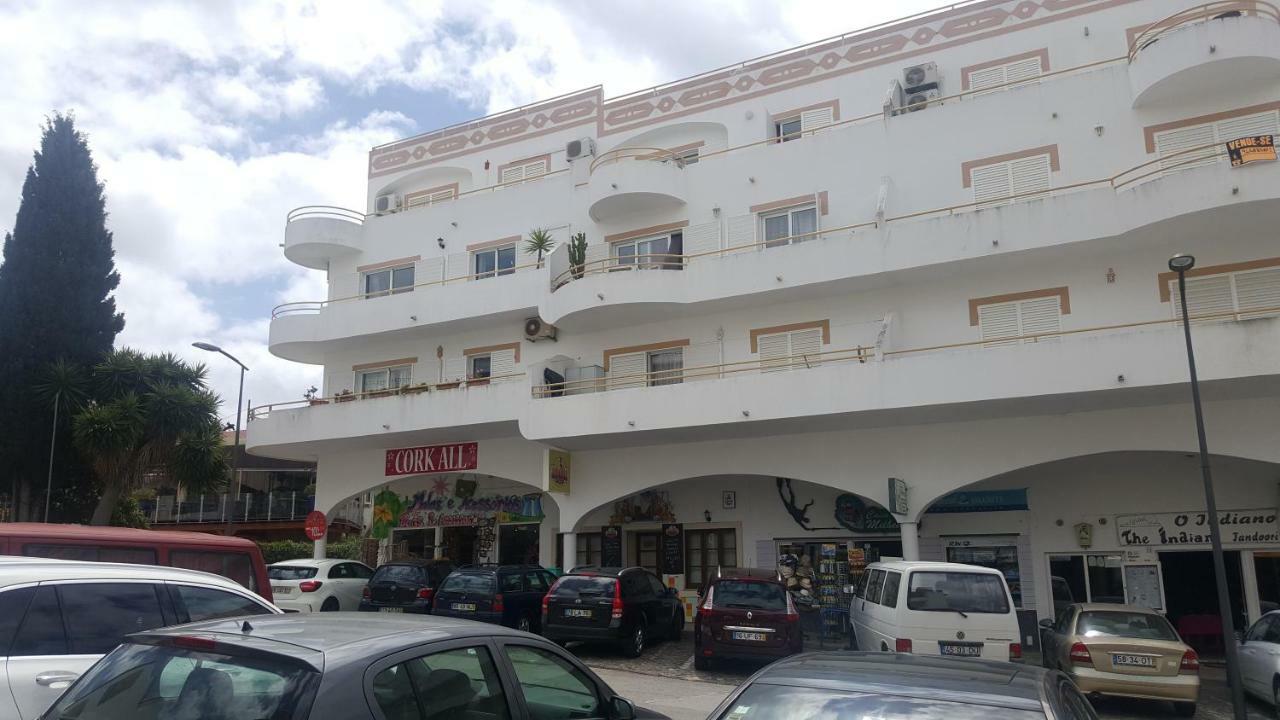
[732,631,767,642]
[565,608,593,618]
[939,642,983,657]
[271,586,291,595]
[1113,653,1156,667]
[379,607,404,613]
[452,602,476,612]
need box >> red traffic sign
[304,511,327,541]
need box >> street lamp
[192,342,248,529]
[1168,254,1246,720]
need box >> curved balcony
[1128,2,1280,108]
[283,206,365,270]
[587,148,688,221]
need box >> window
[756,326,824,372]
[882,571,902,608]
[608,347,685,389]
[1050,554,1125,605]
[373,646,510,720]
[442,574,497,594]
[710,580,787,610]
[576,533,602,568]
[761,205,817,248]
[357,364,412,394]
[404,184,457,210]
[22,543,157,565]
[469,354,492,382]
[977,295,1062,346]
[1076,611,1178,641]
[168,550,257,591]
[774,116,802,142]
[1247,615,1276,642]
[967,55,1044,93]
[855,571,870,599]
[500,157,549,184]
[466,347,516,383]
[970,153,1052,204]
[501,573,526,592]
[363,264,415,298]
[1154,109,1280,172]
[613,232,683,270]
[647,347,683,386]
[647,573,667,597]
[906,571,1011,614]
[172,584,272,623]
[1169,266,1280,322]
[773,105,834,143]
[864,569,886,605]
[505,645,600,720]
[685,529,737,587]
[351,563,375,579]
[11,586,66,656]
[473,243,517,279]
[525,570,550,592]
[58,583,167,654]
[0,587,35,657]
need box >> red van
[0,523,272,601]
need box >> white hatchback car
[1239,609,1280,708]
[268,558,374,612]
[0,556,280,720]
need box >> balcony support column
[313,534,327,560]
[899,521,920,562]
[561,532,576,572]
[434,527,443,559]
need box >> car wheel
[517,615,532,633]
[622,624,646,658]
[320,597,340,612]
[1174,701,1196,717]
[694,655,712,671]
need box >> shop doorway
[441,526,478,565]
[1159,550,1245,658]
[394,529,436,560]
[499,523,540,565]
[1255,552,1280,614]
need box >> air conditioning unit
[903,86,941,113]
[902,61,940,93]
[566,137,597,162]
[524,317,558,342]
[374,193,401,215]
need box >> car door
[1240,614,1278,696]
[363,638,516,720]
[646,572,678,629]
[7,581,171,720]
[494,639,611,720]
[347,562,376,608]
[326,562,357,609]
[629,572,659,629]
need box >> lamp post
[1169,254,1246,720]
[44,389,60,523]
[192,342,248,534]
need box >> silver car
[1239,609,1280,708]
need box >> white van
[849,560,1021,661]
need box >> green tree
[524,227,554,267]
[0,114,124,520]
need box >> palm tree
[32,358,92,521]
[71,349,229,525]
[524,228,555,268]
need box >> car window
[1055,676,1099,719]
[505,645,600,720]
[353,563,375,579]
[375,565,427,585]
[907,572,1010,614]
[1264,619,1280,644]
[22,544,157,565]
[59,583,168,654]
[864,570,886,605]
[647,574,667,596]
[855,571,869,599]
[442,574,497,594]
[717,682,1046,720]
[373,645,510,720]
[712,580,786,611]
[1076,611,1178,641]
[169,550,257,591]
[525,571,549,592]
[328,564,351,579]
[1055,607,1075,634]
[881,572,902,608]
[0,587,36,657]
[172,584,273,623]
[551,576,615,598]
[626,573,652,599]
[502,573,526,592]
[10,586,66,656]
[270,566,318,580]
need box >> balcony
[283,206,365,270]
[587,148,688,221]
[1128,2,1280,108]
[141,493,366,527]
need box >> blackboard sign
[661,523,684,575]
[601,526,623,567]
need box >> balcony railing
[286,205,366,227]
[142,492,314,524]
[249,372,526,420]
[589,147,686,174]
[1128,1,1279,61]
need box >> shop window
[575,533,602,569]
[362,264,415,298]
[357,365,411,394]
[1049,554,1124,605]
[473,243,517,279]
[685,529,737,587]
[760,204,817,248]
[946,539,1023,607]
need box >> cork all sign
[385,442,478,476]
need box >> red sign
[385,442,479,477]
[304,511,327,541]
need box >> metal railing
[589,147,685,174]
[249,371,527,420]
[142,492,315,524]
[1128,1,1280,61]
[286,205,366,226]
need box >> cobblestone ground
[569,632,1277,720]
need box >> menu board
[661,524,684,575]
[601,526,623,567]
[1124,564,1163,610]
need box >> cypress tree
[0,114,124,520]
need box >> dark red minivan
[694,569,802,670]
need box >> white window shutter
[420,257,445,285]
[608,352,648,390]
[442,357,467,383]
[489,348,517,381]
[524,158,548,178]
[800,106,834,132]
[446,252,472,280]
[1216,110,1280,144]
[1018,296,1062,342]
[1171,275,1235,322]
[683,342,720,382]
[978,302,1021,346]
[683,220,721,260]
[1234,267,1280,318]
[1155,123,1217,171]
[790,327,824,365]
[757,332,792,372]
[429,187,456,203]
[1004,57,1043,83]
[500,165,524,184]
[968,66,1006,92]
[726,214,757,249]
[1009,154,1051,198]
[971,163,1012,204]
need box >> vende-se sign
[385,442,478,476]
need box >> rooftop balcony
[586,148,688,221]
[283,207,364,270]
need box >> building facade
[249,0,1280,641]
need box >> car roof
[750,652,1047,711]
[709,569,782,584]
[270,558,353,568]
[868,561,1004,574]
[565,566,641,577]
[0,556,256,591]
[1073,602,1167,614]
[0,523,259,549]
[379,559,451,567]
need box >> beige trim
[1143,100,1280,153]
[498,153,552,174]
[961,144,1060,187]
[749,320,831,353]
[1157,256,1280,302]
[357,255,421,273]
[818,190,829,216]
[605,221,689,244]
[602,339,690,371]
[969,287,1071,326]
[353,357,418,372]
[403,183,458,205]
[770,98,841,123]
[467,235,521,252]
[750,194,820,215]
[463,341,522,363]
[960,48,1049,90]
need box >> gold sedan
[1040,603,1199,717]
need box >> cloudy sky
[0,0,938,428]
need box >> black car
[708,651,1098,720]
[358,559,454,614]
[542,566,684,658]
[40,613,671,720]
[432,564,557,632]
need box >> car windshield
[714,580,787,610]
[907,572,1011,614]
[1077,611,1179,641]
[441,574,497,594]
[269,566,318,580]
[43,642,317,720]
[374,565,426,584]
[553,576,616,598]
[718,683,1044,720]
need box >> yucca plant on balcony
[568,232,588,279]
[525,227,555,268]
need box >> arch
[604,120,729,156]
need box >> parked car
[40,613,670,720]
[431,564,557,632]
[0,556,279,720]
[849,560,1022,660]
[358,558,454,613]
[269,558,374,612]
[542,566,684,658]
[694,568,801,670]
[706,651,1098,720]
[0,522,272,599]
[1236,609,1280,710]
[1039,603,1198,716]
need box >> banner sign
[601,526,623,567]
[1116,508,1279,547]
[399,491,543,529]
[385,442,478,476]
[927,489,1029,514]
[1227,135,1276,167]
[661,524,684,575]
[887,478,908,515]
[834,494,900,533]
[548,449,571,494]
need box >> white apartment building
[249,0,1280,642]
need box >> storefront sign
[834,494,900,533]
[927,489,1028,514]
[601,526,623,567]
[304,511,327,541]
[887,478,908,515]
[1117,508,1280,547]
[384,442,478,477]
[1123,546,1156,564]
[609,491,675,524]
[1075,522,1093,548]
[548,449,571,494]
[1227,134,1276,167]
[661,524,684,575]
[943,535,1018,549]
[399,490,543,529]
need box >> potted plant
[568,232,587,279]
[525,227,555,269]
[334,389,355,403]
[436,379,462,391]
[400,382,430,395]
[304,385,328,406]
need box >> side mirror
[611,696,637,720]
[1038,619,1054,629]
